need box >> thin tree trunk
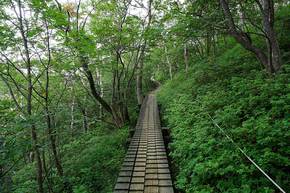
[184,44,189,73]
[206,31,211,55]
[46,109,64,176]
[112,69,117,102]
[17,1,44,192]
[31,125,44,193]
[123,103,130,123]
[165,46,173,80]
[70,95,75,136]
[81,56,123,127]
[136,0,153,107]
[81,58,113,114]
[100,86,104,118]
[42,151,54,193]
[82,109,88,132]
[220,0,282,73]
[219,0,271,72]
[95,69,103,118]
[262,0,281,72]
[136,57,144,106]
[44,19,65,180]
[195,38,204,57]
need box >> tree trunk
[136,0,153,107]
[70,95,75,137]
[262,0,281,72]
[219,0,270,72]
[17,0,44,191]
[165,46,173,80]
[81,109,88,132]
[219,0,281,73]
[46,111,64,176]
[31,125,44,193]
[111,103,124,127]
[43,19,66,185]
[80,57,124,127]
[184,44,189,73]
[81,58,113,115]
[42,151,54,193]
[122,104,130,123]
[95,69,103,118]
[136,59,144,106]
[206,31,211,55]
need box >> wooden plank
[130,183,144,191]
[115,182,130,190]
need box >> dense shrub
[158,45,290,192]
[63,127,128,193]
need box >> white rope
[207,114,286,193]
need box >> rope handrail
[206,113,286,193]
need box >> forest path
[114,93,174,193]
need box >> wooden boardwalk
[114,94,174,193]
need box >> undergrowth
[12,125,129,193]
[158,44,290,193]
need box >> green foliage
[10,125,129,193]
[158,45,290,192]
[63,126,128,193]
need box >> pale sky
[57,0,149,18]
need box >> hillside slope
[157,45,290,192]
